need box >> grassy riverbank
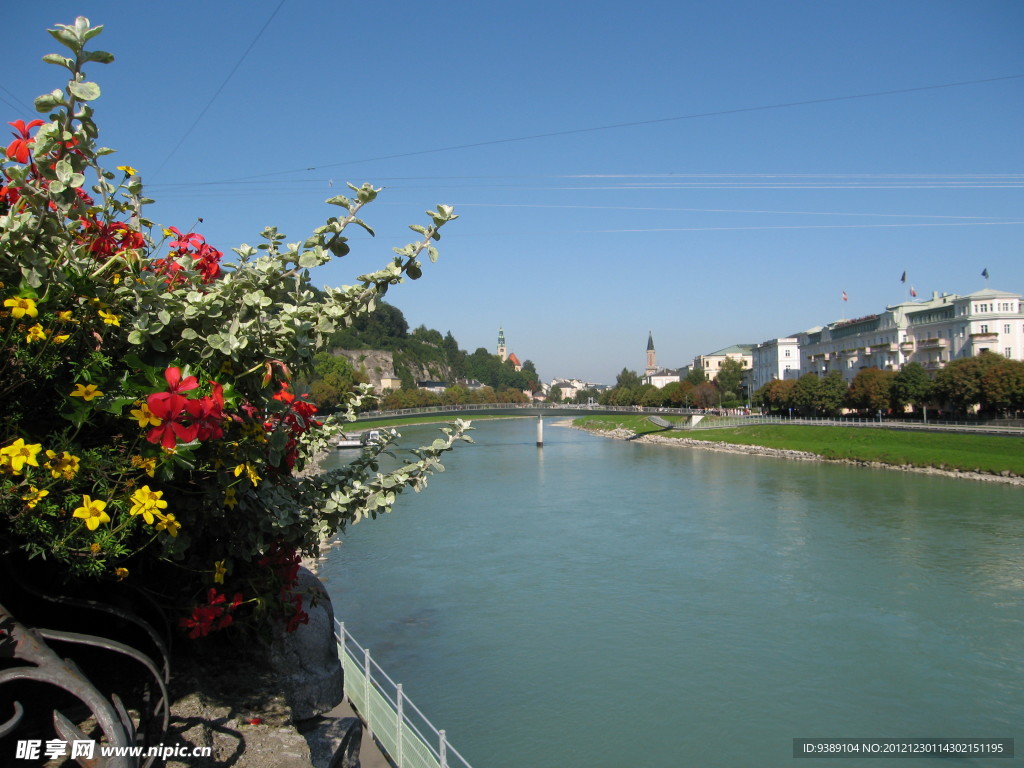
[574,415,1024,476]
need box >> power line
[149,0,288,180]
[205,73,1024,183]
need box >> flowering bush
[0,18,470,637]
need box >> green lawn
[575,416,1024,476]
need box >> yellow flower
[25,324,47,343]
[117,165,138,176]
[233,463,262,487]
[45,450,81,480]
[115,567,129,580]
[213,560,227,584]
[22,486,48,509]
[90,542,102,554]
[58,310,74,322]
[53,334,71,344]
[73,494,110,531]
[129,485,167,525]
[130,402,162,428]
[70,383,103,401]
[4,296,38,319]
[224,487,239,509]
[97,309,121,326]
[1,439,42,474]
[131,455,157,477]
[154,512,180,537]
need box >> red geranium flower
[78,218,146,260]
[146,392,199,449]
[6,120,44,164]
[162,366,200,395]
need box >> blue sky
[6,2,1023,384]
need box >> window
[1006,348,1013,358]
[980,324,989,333]
[784,349,791,357]
[1005,324,1011,334]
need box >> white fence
[336,621,474,768]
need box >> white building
[798,289,1023,381]
[693,344,755,380]
[750,337,801,392]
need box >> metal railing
[336,621,474,768]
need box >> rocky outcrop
[331,348,451,390]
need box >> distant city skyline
[7,2,1022,384]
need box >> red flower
[146,392,198,449]
[178,589,242,639]
[286,594,309,633]
[6,120,44,164]
[78,218,146,260]
[163,366,200,395]
[186,383,225,441]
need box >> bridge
[354,403,706,445]
[353,403,1024,444]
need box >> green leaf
[67,173,86,189]
[54,158,73,183]
[48,28,82,53]
[68,81,101,101]
[84,49,115,64]
[406,264,422,280]
[34,91,65,112]
[42,54,74,69]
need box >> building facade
[750,337,801,392]
[797,289,1023,381]
[692,344,755,380]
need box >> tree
[548,385,563,403]
[306,353,368,411]
[715,358,745,399]
[685,367,708,386]
[755,378,797,414]
[693,382,718,409]
[890,362,933,415]
[846,367,896,414]
[616,368,643,390]
[934,351,1024,415]
[792,373,822,415]
[818,371,848,416]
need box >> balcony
[916,338,949,350]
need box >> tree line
[756,352,1024,418]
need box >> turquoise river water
[319,418,1023,768]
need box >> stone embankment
[576,425,1024,487]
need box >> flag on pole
[982,268,990,279]
[910,285,917,297]
[842,290,848,302]
[900,271,907,283]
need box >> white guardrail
[336,620,474,768]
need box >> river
[318,418,1023,767]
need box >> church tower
[497,327,507,362]
[646,331,656,375]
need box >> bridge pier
[536,416,543,447]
